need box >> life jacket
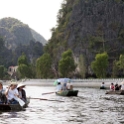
[110,85,115,90]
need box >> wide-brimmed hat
[17,83,26,88]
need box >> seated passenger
[100,82,106,89]
[66,82,73,90]
[56,82,62,92]
[115,83,119,91]
[110,83,115,91]
[5,82,19,104]
[17,83,27,102]
[121,83,124,91]
[0,82,7,104]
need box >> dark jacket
[17,88,27,102]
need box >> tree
[18,64,32,78]
[91,52,108,78]
[17,53,33,78]
[58,49,76,77]
[18,53,28,66]
[36,53,52,78]
[78,54,87,78]
[116,54,124,75]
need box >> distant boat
[56,90,78,97]
[106,90,124,95]
[100,86,107,89]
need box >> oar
[42,92,55,95]
[30,97,64,102]
[14,96,25,107]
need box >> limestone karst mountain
[0,17,47,50]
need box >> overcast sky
[0,0,63,40]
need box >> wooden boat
[100,86,107,89]
[106,90,124,95]
[0,98,30,111]
[56,90,78,96]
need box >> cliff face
[46,0,124,74]
[0,17,44,67]
[0,17,47,49]
[66,0,124,59]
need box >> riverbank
[4,78,123,88]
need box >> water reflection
[0,86,124,124]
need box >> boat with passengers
[56,90,78,96]
[0,97,30,111]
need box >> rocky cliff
[0,17,44,67]
[46,0,124,75]
[0,17,47,49]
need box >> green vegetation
[91,52,109,78]
[17,53,33,78]
[36,53,52,78]
[58,49,76,77]
[116,54,124,74]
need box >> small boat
[106,90,124,95]
[100,86,107,89]
[56,90,78,96]
[0,98,30,111]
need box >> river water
[0,86,124,124]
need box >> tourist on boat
[5,82,19,104]
[100,82,106,89]
[66,81,73,90]
[115,83,119,91]
[0,82,7,104]
[120,83,124,90]
[56,82,62,91]
[61,82,68,90]
[110,83,115,91]
[17,83,27,102]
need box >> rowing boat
[56,90,78,96]
[106,90,124,95]
[0,98,30,111]
[100,86,107,89]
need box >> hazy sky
[0,0,63,40]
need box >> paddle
[42,92,55,95]
[30,97,64,102]
[14,96,25,107]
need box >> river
[0,86,124,124]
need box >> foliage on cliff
[45,0,124,77]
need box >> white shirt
[56,85,62,91]
[6,88,19,100]
[67,83,71,89]
[121,84,124,90]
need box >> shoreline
[3,79,123,88]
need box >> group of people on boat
[100,81,124,93]
[56,81,73,92]
[0,81,27,105]
[109,82,124,91]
